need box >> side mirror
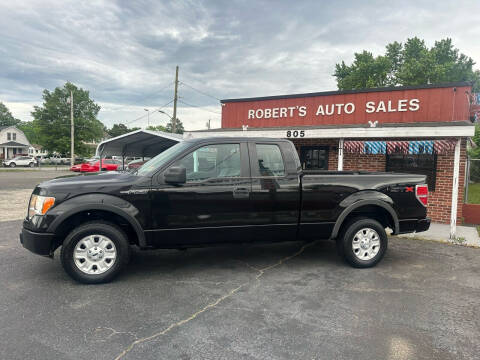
[165,166,186,184]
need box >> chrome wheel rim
[352,228,380,261]
[73,235,117,275]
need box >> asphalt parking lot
[0,169,74,221]
[1,171,479,359]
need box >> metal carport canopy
[96,129,183,158]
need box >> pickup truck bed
[300,171,429,239]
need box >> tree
[0,102,20,127]
[0,103,40,144]
[165,117,184,134]
[334,51,391,90]
[107,123,140,138]
[469,124,480,158]
[17,121,41,144]
[31,82,104,156]
[334,37,480,91]
[146,125,168,132]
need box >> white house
[0,126,31,159]
[28,144,48,158]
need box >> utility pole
[144,108,150,128]
[172,65,179,133]
[70,90,74,167]
[206,119,211,129]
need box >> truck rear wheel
[337,218,387,268]
[60,221,131,284]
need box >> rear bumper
[398,218,431,234]
[20,227,55,256]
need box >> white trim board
[185,125,475,139]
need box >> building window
[300,146,329,170]
[7,133,11,140]
[13,133,16,141]
[386,153,437,190]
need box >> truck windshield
[136,141,192,176]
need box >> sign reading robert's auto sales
[221,83,470,128]
[247,98,420,120]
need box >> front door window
[173,143,241,182]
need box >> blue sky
[1,0,479,130]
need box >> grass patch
[467,183,480,204]
[477,226,480,237]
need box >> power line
[106,81,174,112]
[179,81,221,101]
[124,99,174,126]
[178,99,221,115]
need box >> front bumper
[398,218,431,234]
[20,227,55,256]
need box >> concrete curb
[0,167,70,171]
[398,223,480,248]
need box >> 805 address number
[286,130,305,138]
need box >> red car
[71,159,121,172]
[126,158,149,171]
[70,163,82,172]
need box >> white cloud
[0,0,479,130]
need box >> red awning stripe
[434,139,457,154]
[344,141,364,153]
[386,141,409,154]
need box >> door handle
[233,187,250,199]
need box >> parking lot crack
[88,327,138,343]
[113,241,313,360]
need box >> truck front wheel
[60,221,131,284]
[337,218,387,268]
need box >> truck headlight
[28,195,55,219]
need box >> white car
[41,155,69,165]
[4,156,38,168]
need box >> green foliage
[146,125,168,132]
[467,183,480,204]
[0,102,20,127]
[107,123,140,138]
[334,52,391,90]
[31,82,104,156]
[0,103,40,144]
[334,37,480,91]
[469,124,480,158]
[165,118,184,134]
[17,121,41,144]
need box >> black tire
[60,221,131,284]
[336,217,387,268]
[9,162,15,168]
[29,162,35,168]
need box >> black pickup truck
[21,137,430,283]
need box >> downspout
[449,138,462,239]
[338,138,344,171]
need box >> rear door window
[255,144,285,177]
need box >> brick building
[185,82,476,236]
